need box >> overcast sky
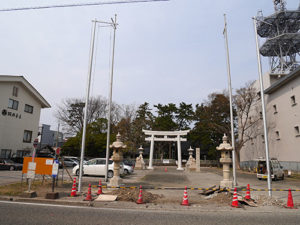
[0,0,299,129]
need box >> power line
[0,0,169,12]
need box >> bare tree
[56,96,121,135]
[234,81,261,169]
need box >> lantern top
[110,132,127,149]
[188,146,194,152]
[216,134,233,151]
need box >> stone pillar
[196,148,200,172]
[147,135,154,170]
[109,133,126,187]
[177,135,183,170]
[216,134,233,188]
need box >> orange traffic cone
[70,177,77,197]
[181,186,189,206]
[231,187,240,208]
[136,185,144,204]
[165,167,168,172]
[244,184,251,200]
[287,189,295,209]
[97,180,103,195]
[84,184,93,201]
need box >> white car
[73,158,124,178]
[256,157,284,180]
[122,162,134,174]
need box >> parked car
[62,157,79,167]
[10,157,24,164]
[256,157,284,180]
[63,156,88,165]
[72,158,124,178]
[122,162,134,174]
[0,159,23,170]
[123,159,135,168]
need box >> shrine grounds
[0,166,300,211]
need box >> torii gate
[143,129,190,170]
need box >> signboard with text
[22,157,55,175]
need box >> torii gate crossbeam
[143,129,190,170]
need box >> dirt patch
[255,195,285,207]
[110,188,164,203]
[209,192,232,205]
[200,191,233,206]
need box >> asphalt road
[0,170,22,185]
[0,201,299,225]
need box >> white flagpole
[223,14,237,187]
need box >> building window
[295,126,300,137]
[23,130,32,143]
[8,99,19,110]
[257,92,261,100]
[16,150,31,157]
[24,104,33,114]
[291,95,296,106]
[273,105,278,114]
[259,111,263,119]
[12,86,18,97]
[0,149,12,159]
[275,131,280,140]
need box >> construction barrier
[90,185,300,192]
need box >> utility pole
[223,14,237,187]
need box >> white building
[0,75,51,158]
[240,67,300,171]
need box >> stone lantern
[216,134,233,188]
[186,146,196,171]
[109,133,126,187]
[188,146,194,160]
[135,145,146,170]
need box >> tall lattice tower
[256,0,300,76]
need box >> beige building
[240,67,300,171]
[0,75,51,159]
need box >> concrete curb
[0,194,296,213]
[0,195,91,207]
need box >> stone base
[220,180,233,188]
[147,166,154,170]
[22,191,37,198]
[109,176,122,187]
[135,161,145,170]
[94,195,117,202]
[45,192,59,199]
[176,168,184,171]
[186,168,196,172]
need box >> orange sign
[22,157,55,175]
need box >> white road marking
[0,200,276,214]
